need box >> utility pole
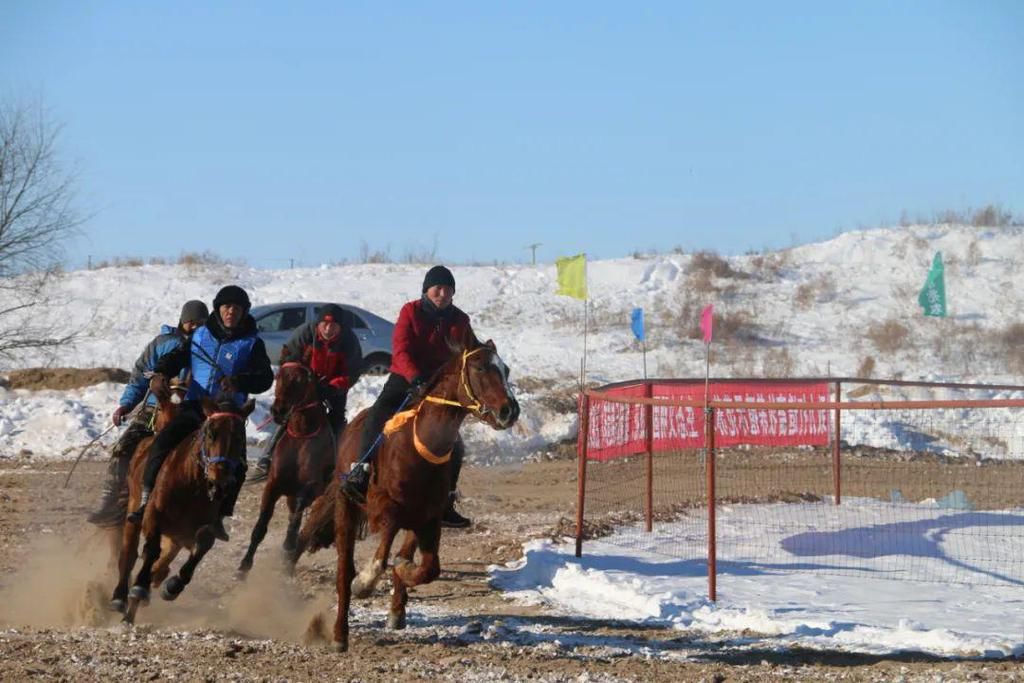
[525,243,542,265]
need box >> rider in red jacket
[251,304,362,481]
[341,265,473,528]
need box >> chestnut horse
[113,396,253,624]
[326,332,519,651]
[237,361,335,576]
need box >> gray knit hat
[179,299,209,325]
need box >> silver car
[250,302,394,376]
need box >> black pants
[359,373,464,490]
[142,400,246,516]
[322,388,348,436]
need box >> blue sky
[2,2,1021,269]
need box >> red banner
[585,382,831,461]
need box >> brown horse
[237,362,335,576]
[328,331,519,651]
[112,395,253,623]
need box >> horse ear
[484,339,496,351]
[241,398,256,418]
[201,397,218,417]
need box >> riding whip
[63,387,151,488]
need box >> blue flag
[630,307,645,341]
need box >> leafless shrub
[856,356,876,378]
[748,251,788,281]
[148,256,166,265]
[866,319,911,354]
[794,273,837,310]
[762,347,795,377]
[177,250,239,266]
[359,241,392,264]
[1001,323,1024,374]
[966,239,982,267]
[687,250,748,279]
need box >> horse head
[439,328,519,430]
[271,362,318,424]
[152,378,189,431]
[197,397,255,500]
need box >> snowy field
[2,222,1024,658]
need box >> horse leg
[393,521,441,588]
[388,531,418,630]
[332,500,359,653]
[285,480,322,553]
[124,526,161,624]
[161,527,215,601]
[110,517,141,613]
[151,538,181,587]
[352,518,399,599]
[238,484,281,576]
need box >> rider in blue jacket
[87,300,209,528]
[127,285,274,541]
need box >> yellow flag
[556,253,587,300]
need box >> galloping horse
[329,330,519,651]
[237,361,335,576]
[112,395,253,624]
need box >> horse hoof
[128,586,150,605]
[387,611,406,630]
[108,599,126,614]
[351,578,372,600]
[333,640,348,653]
[282,538,297,553]
[235,567,249,581]
[161,576,184,601]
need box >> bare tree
[0,99,84,361]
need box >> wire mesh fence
[578,379,1024,590]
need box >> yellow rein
[382,347,487,464]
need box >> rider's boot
[126,487,151,525]
[341,426,377,504]
[440,492,471,529]
[87,455,131,528]
[248,453,273,483]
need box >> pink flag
[700,304,713,344]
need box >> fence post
[575,393,591,558]
[833,380,842,506]
[644,382,654,533]
[705,405,717,602]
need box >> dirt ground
[0,453,1021,682]
[0,367,1020,680]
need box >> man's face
[181,320,202,335]
[425,284,454,310]
[317,320,340,340]
[219,303,244,329]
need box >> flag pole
[642,338,647,380]
[582,257,589,387]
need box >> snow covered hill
[2,222,1023,459]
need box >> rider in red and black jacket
[251,304,362,480]
[341,265,474,528]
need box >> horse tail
[297,483,337,554]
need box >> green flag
[917,251,946,317]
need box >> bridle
[420,347,491,418]
[197,412,246,474]
[392,346,503,464]
[277,362,325,439]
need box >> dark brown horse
[237,361,335,576]
[326,331,519,651]
[112,395,253,623]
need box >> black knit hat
[213,285,251,312]
[179,300,209,325]
[318,304,345,324]
[422,265,455,293]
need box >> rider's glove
[408,376,428,401]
